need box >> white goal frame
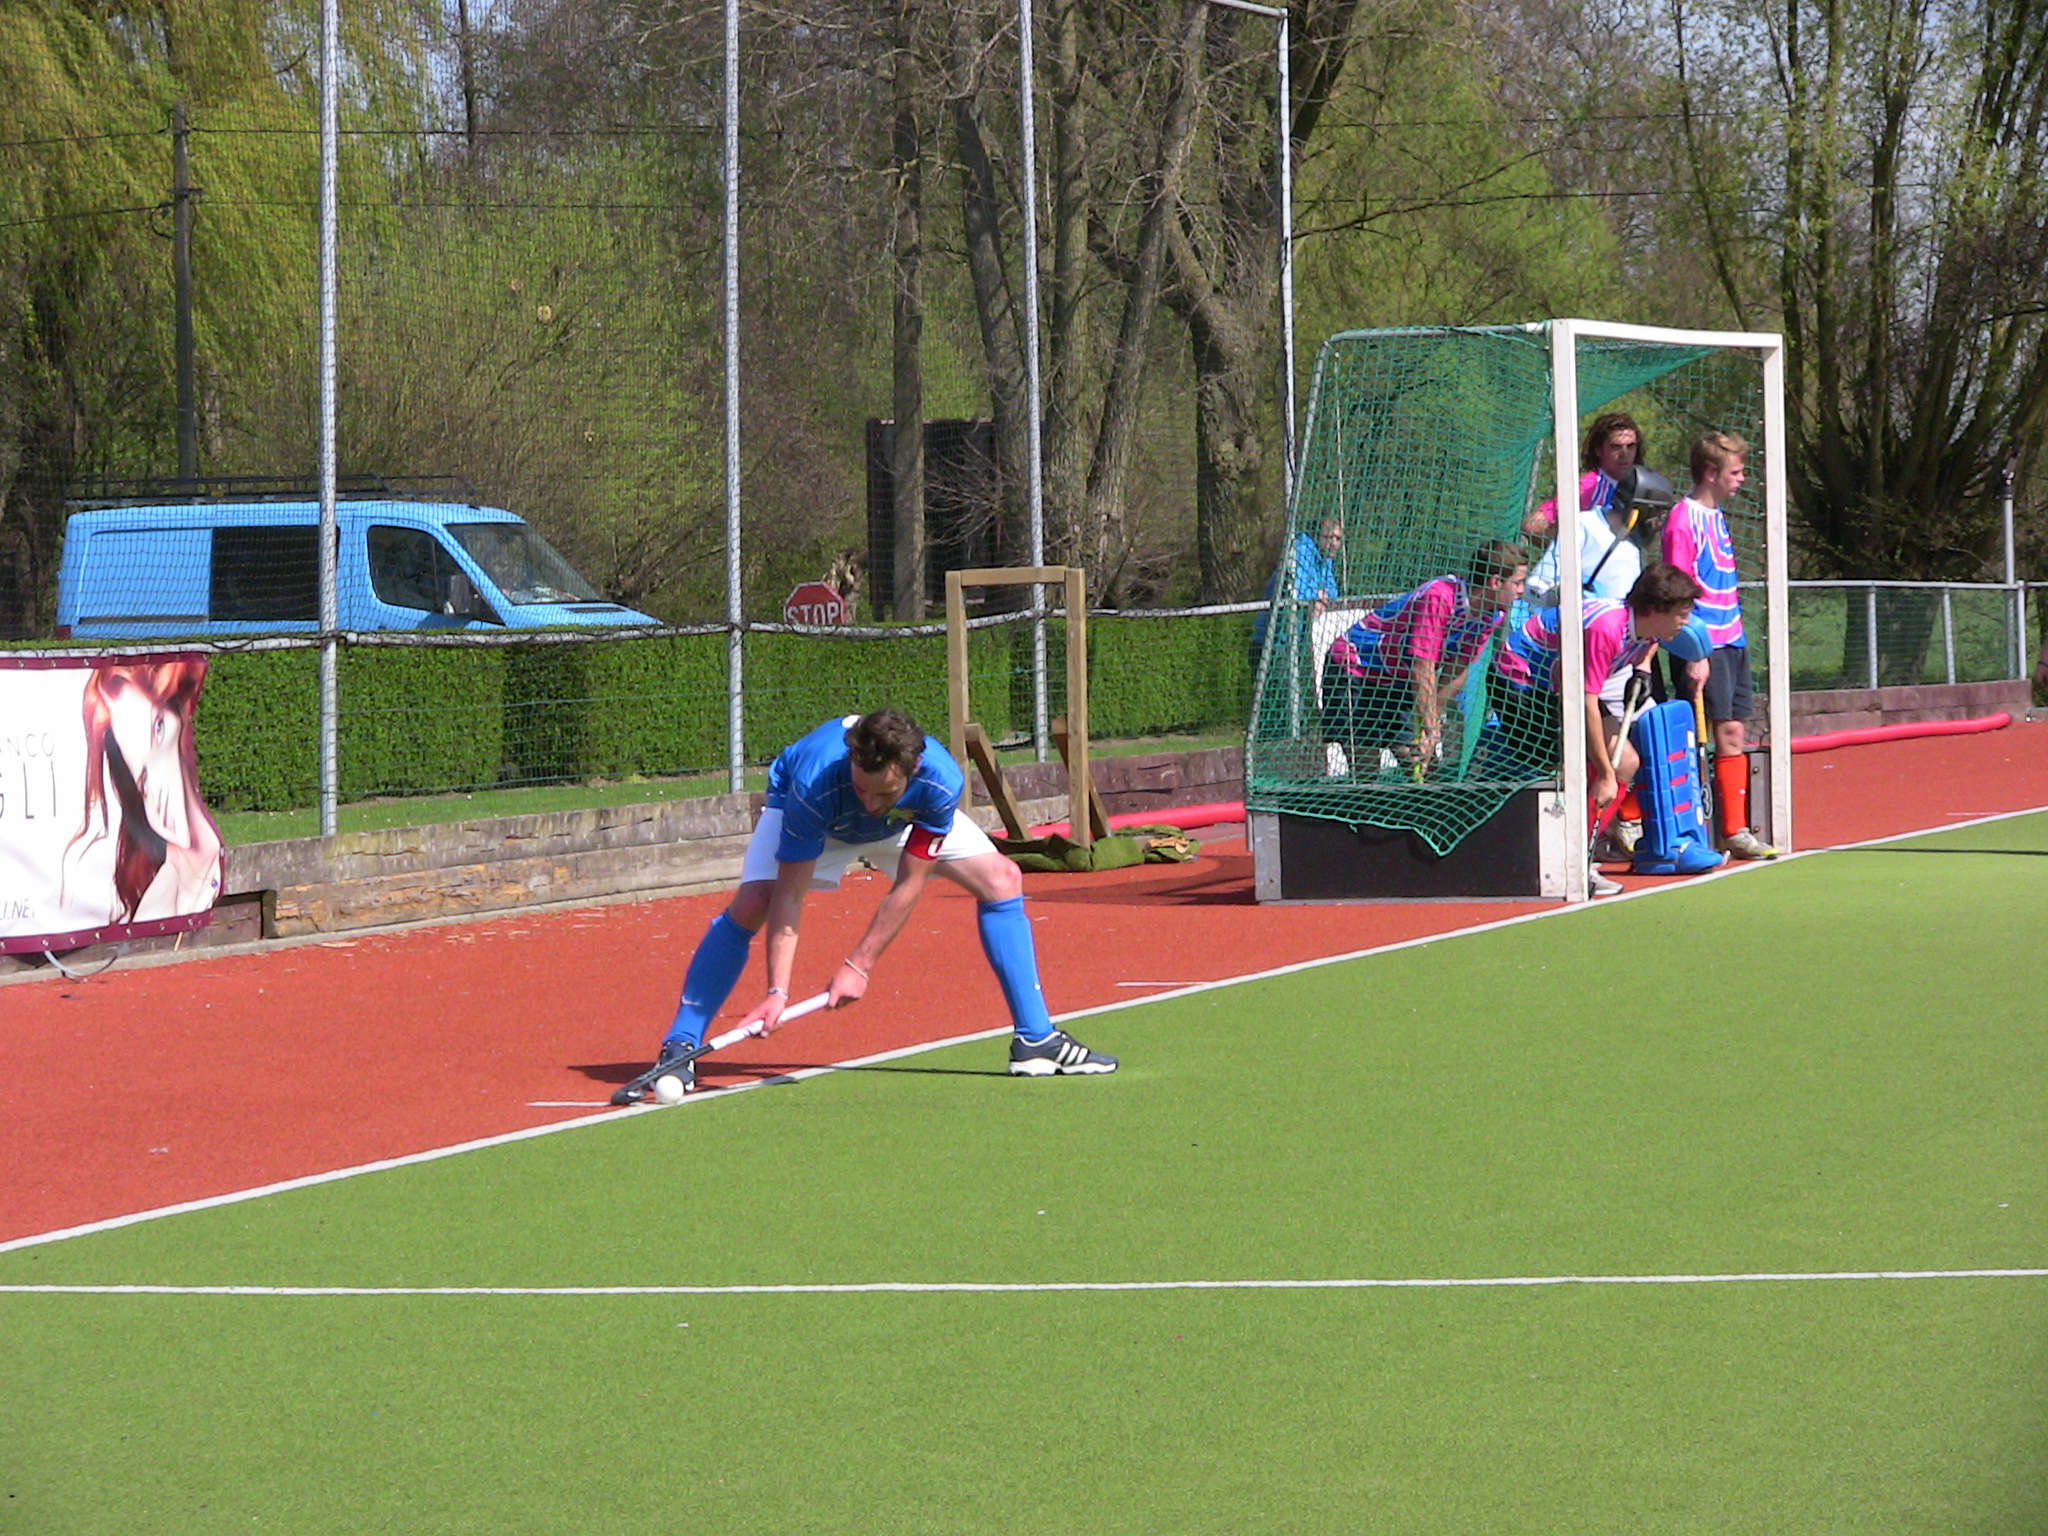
[1548,320,1791,902]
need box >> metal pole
[1866,586,1879,691]
[1273,9,1296,500]
[2003,451,2019,678]
[1759,339,1792,852]
[1018,0,1049,760]
[1550,322,1590,900]
[316,0,340,838]
[723,0,744,792]
[1942,587,1956,683]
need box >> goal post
[1548,321,1792,894]
[1246,320,1791,902]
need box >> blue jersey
[1253,529,1341,647]
[765,716,963,862]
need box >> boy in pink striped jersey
[1660,432,1777,859]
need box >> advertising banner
[0,654,224,954]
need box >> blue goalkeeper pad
[1629,700,1726,875]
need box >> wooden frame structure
[945,566,1097,849]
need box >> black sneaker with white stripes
[653,1036,696,1096]
[1008,1029,1117,1077]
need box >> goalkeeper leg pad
[1629,701,1726,875]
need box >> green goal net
[1247,323,1774,857]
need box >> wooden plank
[1062,567,1094,846]
[946,570,972,814]
[1051,715,1112,842]
[963,722,1029,840]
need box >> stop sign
[782,581,849,625]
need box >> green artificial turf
[4,814,2046,1533]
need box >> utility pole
[172,103,199,486]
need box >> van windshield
[448,522,603,605]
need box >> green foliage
[1089,613,1256,738]
[197,645,507,809]
[192,651,320,810]
[1292,9,1628,343]
[177,614,1252,814]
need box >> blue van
[54,498,658,639]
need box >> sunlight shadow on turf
[573,1061,650,1085]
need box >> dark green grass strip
[3,814,2045,1533]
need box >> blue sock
[976,895,1054,1042]
[664,911,755,1048]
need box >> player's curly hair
[846,708,926,775]
[1583,411,1641,470]
[1626,563,1704,614]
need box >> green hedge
[174,612,1256,811]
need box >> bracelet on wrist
[765,986,787,997]
[842,958,870,980]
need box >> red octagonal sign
[782,581,849,626]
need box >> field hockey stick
[611,990,831,1106]
[1692,690,1715,837]
[1593,674,1651,848]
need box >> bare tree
[1676,0,2048,587]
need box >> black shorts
[1704,644,1754,726]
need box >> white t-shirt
[1527,507,1642,605]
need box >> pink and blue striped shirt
[1511,596,1654,694]
[1327,575,1505,685]
[1660,495,1745,648]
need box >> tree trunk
[949,2,1031,602]
[1190,311,1269,602]
[889,8,927,620]
[1078,1,1208,594]
[1040,0,1090,568]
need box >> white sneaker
[1723,828,1778,860]
[1614,818,1641,854]
[1590,871,1624,898]
[1325,742,1349,777]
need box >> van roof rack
[67,473,484,508]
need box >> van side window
[211,526,319,622]
[368,525,460,613]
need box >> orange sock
[1617,787,1642,822]
[1714,753,1748,838]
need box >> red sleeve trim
[904,824,943,861]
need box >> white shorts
[741,806,998,889]
[1597,667,1630,719]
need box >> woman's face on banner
[105,673,192,847]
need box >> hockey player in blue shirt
[626,707,1116,1098]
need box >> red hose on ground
[1024,713,2018,831]
[1026,800,1246,840]
[1790,712,2012,755]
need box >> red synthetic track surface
[5,724,2045,1246]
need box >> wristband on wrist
[765,986,787,997]
[842,958,870,981]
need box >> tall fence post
[722,0,744,792]
[316,0,340,838]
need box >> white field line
[1,1269,2044,1298]
[4,801,2043,1263]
